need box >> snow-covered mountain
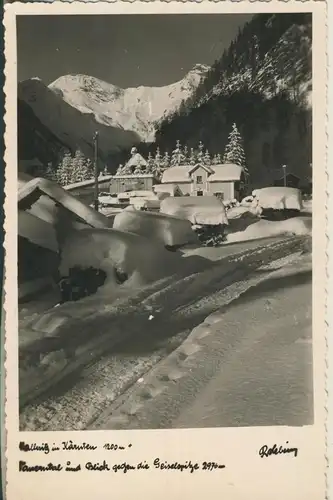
[48,64,209,141]
[18,64,209,166]
[18,77,141,165]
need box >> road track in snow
[19,235,310,431]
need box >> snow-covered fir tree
[196,141,205,164]
[170,140,186,166]
[152,147,163,178]
[146,152,155,174]
[84,157,95,180]
[214,153,222,164]
[217,153,222,164]
[203,149,211,166]
[222,123,246,168]
[72,149,89,182]
[56,151,73,186]
[44,163,58,182]
[180,145,189,165]
[160,151,170,172]
[189,148,196,166]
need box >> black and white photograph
[16,11,315,432]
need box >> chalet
[110,149,159,194]
[109,174,159,194]
[160,163,249,201]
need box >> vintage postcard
[3,1,327,499]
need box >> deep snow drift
[19,235,311,430]
[226,216,311,243]
[160,196,229,226]
[113,206,198,247]
[252,186,303,211]
[59,226,198,295]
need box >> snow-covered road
[19,235,311,431]
[94,253,312,430]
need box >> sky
[17,14,253,88]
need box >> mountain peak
[188,63,210,74]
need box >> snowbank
[252,187,303,211]
[225,206,260,234]
[226,205,258,220]
[128,190,170,210]
[226,216,311,243]
[153,184,182,196]
[58,227,194,297]
[302,199,312,214]
[160,196,229,226]
[113,207,198,247]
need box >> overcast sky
[17,14,253,88]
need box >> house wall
[176,182,192,196]
[208,181,234,200]
[162,180,235,199]
[191,166,210,195]
[110,177,155,194]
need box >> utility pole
[93,131,99,212]
[282,164,287,187]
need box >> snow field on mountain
[113,207,198,247]
[47,65,209,141]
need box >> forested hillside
[153,13,312,187]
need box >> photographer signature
[259,442,298,458]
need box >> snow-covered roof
[161,163,244,184]
[124,152,147,168]
[208,164,244,182]
[162,166,191,183]
[112,174,155,179]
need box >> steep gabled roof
[162,166,191,183]
[124,152,147,168]
[188,163,214,175]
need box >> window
[196,175,203,184]
[197,190,203,196]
